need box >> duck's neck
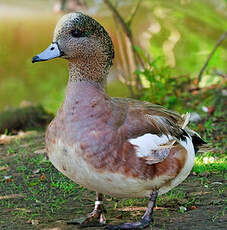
[68,60,108,87]
[65,64,107,105]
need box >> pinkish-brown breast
[46,80,186,184]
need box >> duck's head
[32,13,114,81]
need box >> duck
[32,12,206,229]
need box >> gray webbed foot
[67,193,106,227]
[105,191,158,230]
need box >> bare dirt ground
[0,132,226,230]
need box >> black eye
[71,29,83,38]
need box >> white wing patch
[159,136,195,194]
[129,134,173,158]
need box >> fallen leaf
[40,174,45,181]
[0,131,34,145]
[27,219,39,226]
[0,194,25,200]
[118,206,146,212]
[192,172,197,176]
[0,166,10,171]
[33,169,41,174]
[34,148,46,154]
[199,171,209,177]
[41,228,62,230]
[20,143,30,148]
[32,219,39,226]
[20,100,33,107]
[208,106,215,115]
[211,182,223,185]
[193,79,199,86]
[197,124,204,131]
[190,191,210,196]
[0,135,14,145]
[114,214,123,219]
[191,90,199,95]
[6,178,13,183]
[15,208,31,213]
[216,136,222,141]
[190,206,197,210]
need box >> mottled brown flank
[46,80,187,183]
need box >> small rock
[34,148,46,154]
[4,175,12,182]
[203,157,209,164]
[211,182,223,185]
[192,172,197,176]
[20,100,33,107]
[222,89,227,96]
[199,171,209,177]
[31,219,39,226]
[0,166,10,171]
[189,112,201,123]
[40,174,46,181]
[202,106,208,112]
[208,157,215,163]
[32,169,40,174]
[179,206,187,213]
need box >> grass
[193,152,227,174]
[0,133,79,216]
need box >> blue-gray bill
[32,42,63,63]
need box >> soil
[0,132,226,230]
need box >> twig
[127,0,143,26]
[103,0,144,91]
[103,0,144,66]
[114,17,135,97]
[198,31,227,82]
[60,0,67,11]
[103,0,132,39]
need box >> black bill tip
[32,55,42,63]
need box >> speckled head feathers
[53,13,114,80]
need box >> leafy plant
[134,46,188,110]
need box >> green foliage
[134,47,187,110]
[144,0,227,76]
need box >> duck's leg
[67,192,106,226]
[106,191,158,230]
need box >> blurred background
[0,0,226,114]
[0,2,226,228]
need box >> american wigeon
[32,13,205,229]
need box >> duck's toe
[105,191,157,230]
[67,210,106,227]
[67,193,106,227]
[105,219,151,230]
